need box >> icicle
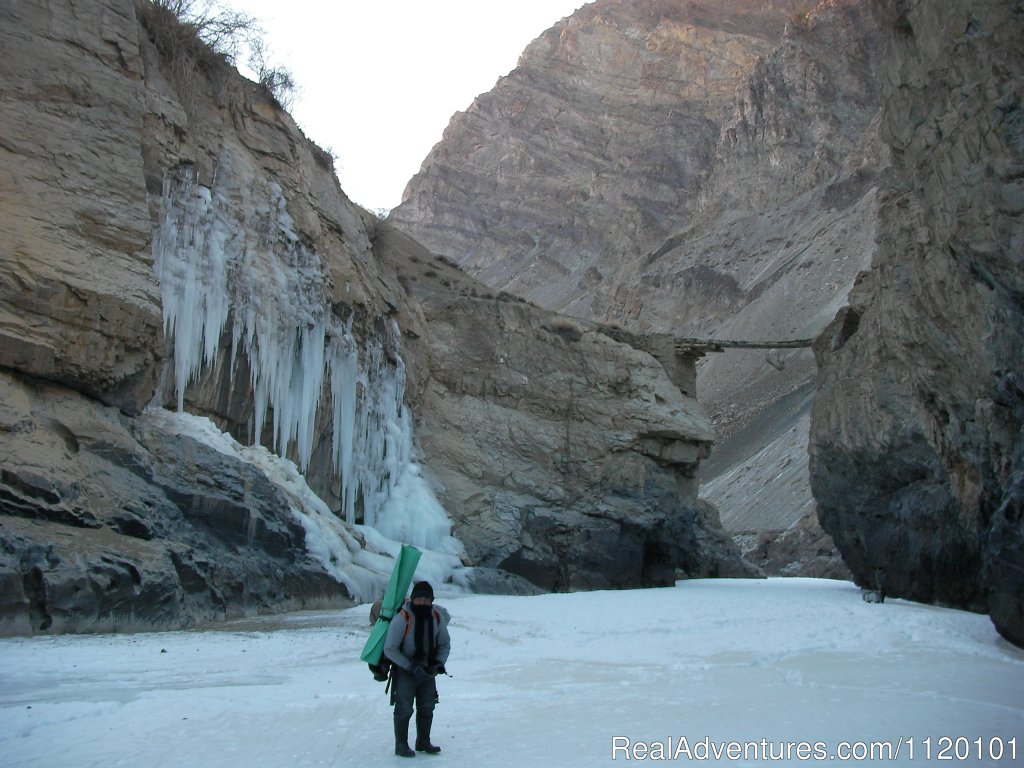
[155,168,331,471]
[328,325,360,524]
[152,160,465,572]
[153,167,236,412]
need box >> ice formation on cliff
[151,161,463,595]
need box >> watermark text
[610,735,1018,762]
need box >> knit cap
[410,581,434,600]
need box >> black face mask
[412,603,433,618]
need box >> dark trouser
[392,668,437,748]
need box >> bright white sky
[226,0,593,212]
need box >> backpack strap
[401,607,442,642]
[402,608,443,634]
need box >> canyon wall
[391,0,884,564]
[810,0,1024,643]
[0,0,744,632]
[374,224,753,589]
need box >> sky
[224,0,594,213]
[3,577,1022,767]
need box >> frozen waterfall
[151,162,464,598]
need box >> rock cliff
[810,0,1024,643]
[391,0,1023,646]
[0,0,398,631]
[392,0,809,313]
[0,0,745,633]
[391,0,884,567]
[373,224,753,589]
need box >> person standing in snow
[383,580,451,757]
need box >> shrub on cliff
[139,0,295,110]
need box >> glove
[429,663,446,676]
[410,663,429,683]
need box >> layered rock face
[374,225,753,589]
[392,0,883,567]
[810,0,1024,643]
[392,0,806,312]
[0,0,162,415]
[0,0,744,632]
[0,372,349,633]
[0,0,397,630]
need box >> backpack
[369,657,392,682]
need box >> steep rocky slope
[393,0,809,313]
[810,0,1024,644]
[0,0,747,633]
[391,0,883,564]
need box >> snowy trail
[2,579,1022,767]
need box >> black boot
[394,715,415,758]
[415,713,441,754]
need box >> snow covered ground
[2,578,1022,767]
